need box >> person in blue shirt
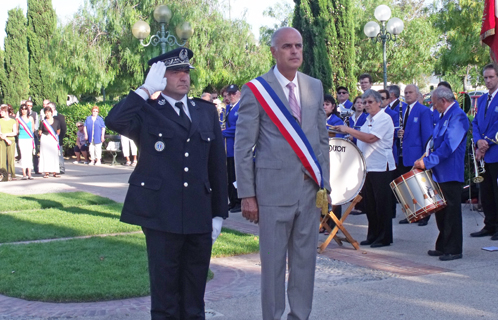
[324,95,345,138]
[222,84,242,213]
[414,86,469,261]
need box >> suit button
[207,137,211,141]
[184,182,188,187]
[185,152,189,157]
[184,167,189,172]
[159,133,162,137]
[209,188,212,192]
[141,182,145,186]
[187,138,190,142]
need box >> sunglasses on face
[77,125,83,127]
[337,91,348,94]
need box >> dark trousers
[364,170,394,245]
[227,157,240,209]
[33,132,39,173]
[142,228,212,320]
[481,162,498,232]
[435,182,463,255]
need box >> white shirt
[162,93,191,120]
[357,108,395,172]
[273,66,301,108]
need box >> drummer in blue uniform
[414,86,468,261]
[105,47,228,319]
[223,84,242,213]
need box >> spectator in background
[84,106,106,166]
[38,106,61,178]
[121,135,138,166]
[25,100,40,174]
[16,103,35,180]
[211,90,219,100]
[201,92,212,102]
[359,73,373,92]
[0,104,18,181]
[74,122,89,164]
[48,102,67,174]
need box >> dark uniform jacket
[105,91,228,234]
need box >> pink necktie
[286,82,301,123]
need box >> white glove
[212,217,223,243]
[142,62,167,96]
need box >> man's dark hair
[387,85,401,98]
[437,81,452,91]
[324,94,336,105]
[359,73,372,83]
[483,63,498,75]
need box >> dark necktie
[403,105,410,129]
[175,101,191,130]
[485,94,493,117]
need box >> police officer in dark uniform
[105,47,228,320]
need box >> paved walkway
[1,162,498,319]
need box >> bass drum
[328,138,366,205]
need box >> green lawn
[0,192,259,302]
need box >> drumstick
[411,152,427,170]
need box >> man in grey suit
[234,27,330,320]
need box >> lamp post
[363,5,404,89]
[131,5,193,54]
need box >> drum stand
[318,194,362,253]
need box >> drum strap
[246,77,324,189]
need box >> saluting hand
[242,197,259,224]
[142,62,168,96]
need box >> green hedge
[34,101,118,154]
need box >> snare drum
[390,169,446,223]
[329,138,366,205]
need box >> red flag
[482,0,498,62]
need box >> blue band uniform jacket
[424,104,469,183]
[472,93,498,163]
[105,91,228,234]
[401,101,433,167]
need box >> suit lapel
[187,99,200,136]
[265,67,293,115]
[297,72,312,129]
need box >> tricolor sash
[246,77,324,189]
[42,119,60,150]
[17,116,35,149]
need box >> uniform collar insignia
[190,100,196,107]
[158,99,166,105]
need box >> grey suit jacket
[234,67,330,206]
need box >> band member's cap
[226,84,239,93]
[147,47,194,70]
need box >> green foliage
[3,8,30,107]
[52,0,272,98]
[27,0,59,105]
[431,0,489,92]
[0,49,6,103]
[353,0,439,87]
[293,0,356,95]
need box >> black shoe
[370,242,390,248]
[360,240,372,245]
[399,218,409,224]
[229,204,241,213]
[418,220,428,226]
[491,233,498,241]
[351,210,365,215]
[470,229,494,237]
[439,253,462,261]
[427,250,443,256]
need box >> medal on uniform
[191,100,196,106]
[158,99,166,105]
[154,141,165,152]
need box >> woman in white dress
[38,107,61,178]
[16,104,35,179]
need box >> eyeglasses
[227,92,237,95]
[337,91,348,94]
[77,125,83,127]
[381,97,389,100]
[362,100,376,105]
